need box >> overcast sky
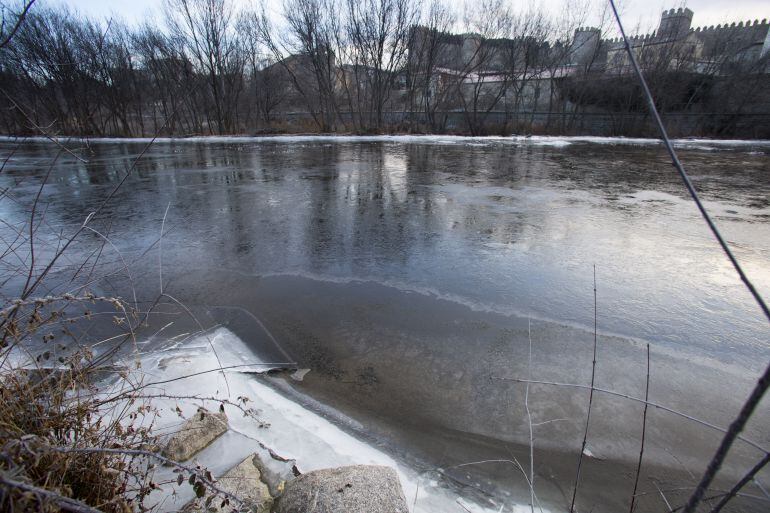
[51,0,769,34]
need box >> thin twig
[455,499,473,513]
[629,344,651,513]
[491,377,768,454]
[754,479,770,502]
[668,491,769,513]
[526,318,535,513]
[0,473,102,513]
[82,226,138,312]
[21,149,61,296]
[653,480,673,512]
[708,453,770,513]
[569,264,598,513]
[632,485,768,503]
[159,202,170,295]
[0,140,21,176]
[96,362,297,402]
[442,458,544,512]
[160,293,232,396]
[0,0,36,49]
[664,447,697,482]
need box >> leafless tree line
[0,0,767,137]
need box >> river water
[1,136,769,512]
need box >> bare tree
[496,7,551,133]
[238,12,288,128]
[406,0,456,132]
[152,26,216,134]
[1,6,107,134]
[132,23,204,134]
[164,0,246,134]
[450,0,514,135]
[252,0,342,131]
[539,0,592,133]
[345,0,420,131]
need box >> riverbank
[129,327,526,513]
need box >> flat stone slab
[274,465,408,513]
[185,454,272,512]
[162,408,228,462]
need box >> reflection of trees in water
[2,140,768,280]
[301,143,424,272]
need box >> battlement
[605,11,768,45]
[661,7,694,20]
[575,27,600,33]
[602,32,657,46]
[692,19,769,32]
[658,7,693,40]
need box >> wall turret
[658,7,694,40]
[569,26,601,67]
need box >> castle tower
[569,27,601,67]
[658,7,694,40]
[461,34,482,69]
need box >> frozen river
[1,135,769,512]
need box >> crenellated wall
[600,11,769,74]
[604,17,768,49]
[407,7,770,77]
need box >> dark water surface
[1,136,769,512]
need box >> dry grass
[0,254,250,513]
[0,296,156,512]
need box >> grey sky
[52,0,769,34]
